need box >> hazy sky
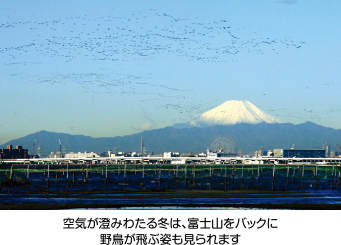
[1,0,340,144]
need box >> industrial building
[207,150,237,158]
[273,149,326,158]
[0,145,28,159]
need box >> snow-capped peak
[190,100,283,127]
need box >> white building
[64,152,100,158]
[163,152,180,158]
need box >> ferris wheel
[209,135,236,154]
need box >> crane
[32,132,37,158]
[337,144,341,152]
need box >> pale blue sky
[1,0,340,144]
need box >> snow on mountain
[190,100,283,127]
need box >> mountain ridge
[1,121,340,156]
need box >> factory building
[0,145,28,159]
[273,149,326,158]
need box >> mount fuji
[4,101,340,156]
[189,100,283,127]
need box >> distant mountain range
[2,101,340,156]
[1,122,340,156]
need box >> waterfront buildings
[47,151,101,158]
[0,145,28,159]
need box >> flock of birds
[1,9,304,65]
[267,106,341,123]
[2,9,311,120]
